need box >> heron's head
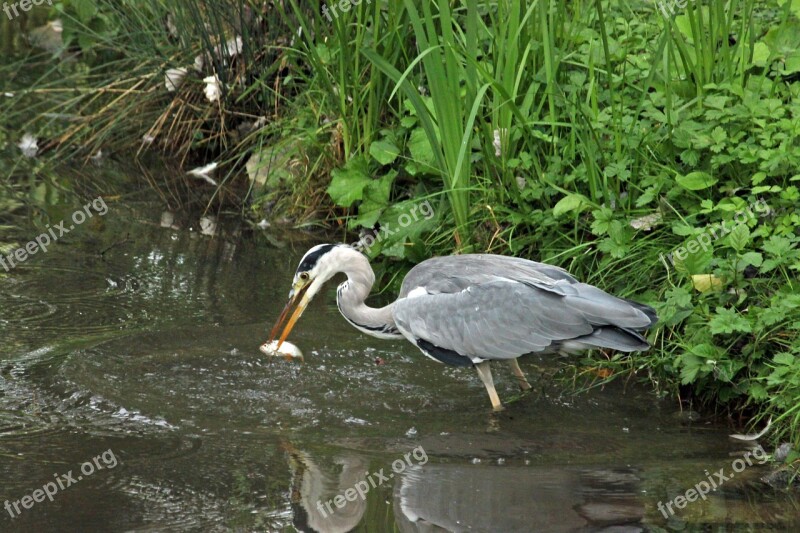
[268,244,361,347]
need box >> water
[0,186,798,532]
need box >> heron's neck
[335,254,400,339]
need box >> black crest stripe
[297,244,337,273]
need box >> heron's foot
[515,378,532,392]
[504,387,533,407]
[475,361,503,412]
[508,359,532,391]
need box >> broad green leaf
[705,96,729,111]
[739,252,763,268]
[757,293,800,328]
[709,307,752,335]
[762,235,795,258]
[727,224,750,253]
[369,140,400,166]
[678,353,704,384]
[407,128,435,166]
[590,207,614,236]
[767,366,792,386]
[764,21,800,65]
[326,157,371,207]
[671,223,696,236]
[349,171,397,229]
[752,42,770,67]
[677,343,723,384]
[691,343,724,360]
[676,171,717,191]
[679,243,713,275]
[748,382,769,401]
[553,194,588,218]
[369,199,438,259]
[710,127,727,144]
[72,0,98,23]
[657,286,694,326]
[349,201,383,229]
[752,185,781,195]
[751,172,767,185]
[597,235,629,259]
[783,51,800,75]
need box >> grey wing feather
[399,254,578,297]
[393,255,656,362]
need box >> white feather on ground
[165,67,188,92]
[18,134,39,158]
[187,162,219,186]
[203,74,222,102]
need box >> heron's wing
[400,254,658,321]
[393,256,655,364]
[399,254,578,298]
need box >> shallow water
[1,189,798,532]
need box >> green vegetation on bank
[1,0,799,449]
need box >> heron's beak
[268,280,312,349]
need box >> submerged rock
[761,443,799,489]
[774,442,793,463]
[28,20,63,54]
[761,466,799,489]
[246,141,304,190]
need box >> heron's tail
[560,285,658,352]
[564,326,651,352]
[620,298,658,329]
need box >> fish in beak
[268,278,313,350]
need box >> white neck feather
[325,247,400,339]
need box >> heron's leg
[475,361,503,411]
[508,359,532,391]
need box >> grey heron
[269,244,657,411]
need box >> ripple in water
[0,294,58,325]
[0,269,145,337]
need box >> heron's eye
[299,272,310,281]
